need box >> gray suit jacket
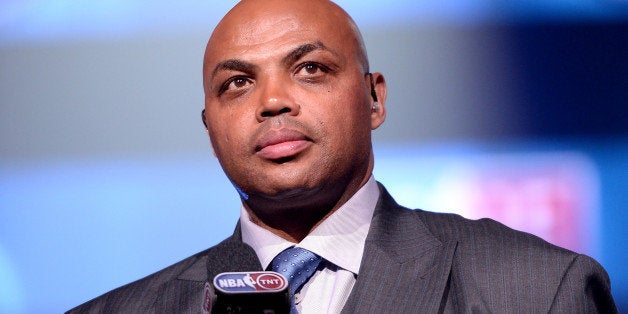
[68,184,617,313]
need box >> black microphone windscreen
[205,238,263,279]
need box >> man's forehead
[203,0,367,78]
[206,18,349,65]
[210,15,302,52]
[209,0,352,48]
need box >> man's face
[203,0,384,204]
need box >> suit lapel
[342,184,457,313]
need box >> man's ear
[369,72,387,130]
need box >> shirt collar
[240,176,380,275]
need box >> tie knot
[268,247,322,296]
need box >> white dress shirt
[240,176,380,313]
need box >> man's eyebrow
[282,41,337,66]
[211,59,257,79]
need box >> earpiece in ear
[368,73,380,112]
[368,72,378,102]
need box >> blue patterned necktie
[268,246,323,313]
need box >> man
[68,0,617,313]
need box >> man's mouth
[255,129,312,160]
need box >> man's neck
[242,173,372,242]
[243,196,340,242]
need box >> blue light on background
[2,0,628,44]
[0,157,240,312]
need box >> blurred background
[1,0,627,312]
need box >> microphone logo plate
[213,271,288,294]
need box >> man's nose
[255,78,300,121]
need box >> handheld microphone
[203,271,290,314]
[203,242,290,313]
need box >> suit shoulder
[412,208,575,257]
[409,208,616,311]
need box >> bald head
[203,0,369,92]
[200,0,387,242]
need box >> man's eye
[222,77,252,93]
[296,63,328,76]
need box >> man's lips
[255,129,312,160]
